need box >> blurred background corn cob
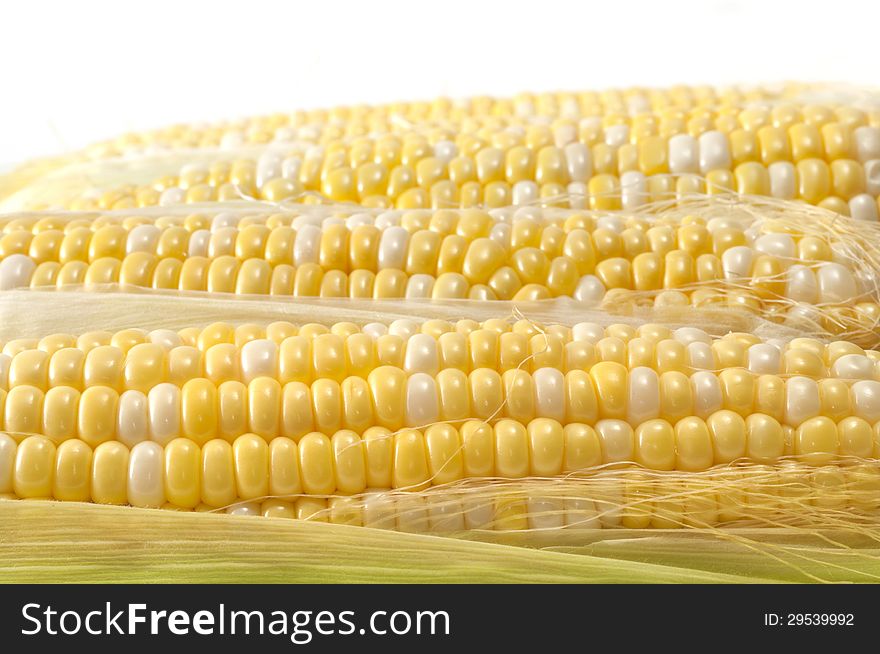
[4,84,880,220]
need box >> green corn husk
[4,500,880,583]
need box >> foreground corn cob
[2,315,880,534]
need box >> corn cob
[2,314,880,534]
[66,85,827,158]
[59,120,880,219]
[1,85,871,217]
[5,84,880,215]
[1,200,878,344]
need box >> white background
[2,0,878,164]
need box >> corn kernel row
[6,355,880,448]
[5,402,879,512]
[3,318,879,386]
[4,321,880,390]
